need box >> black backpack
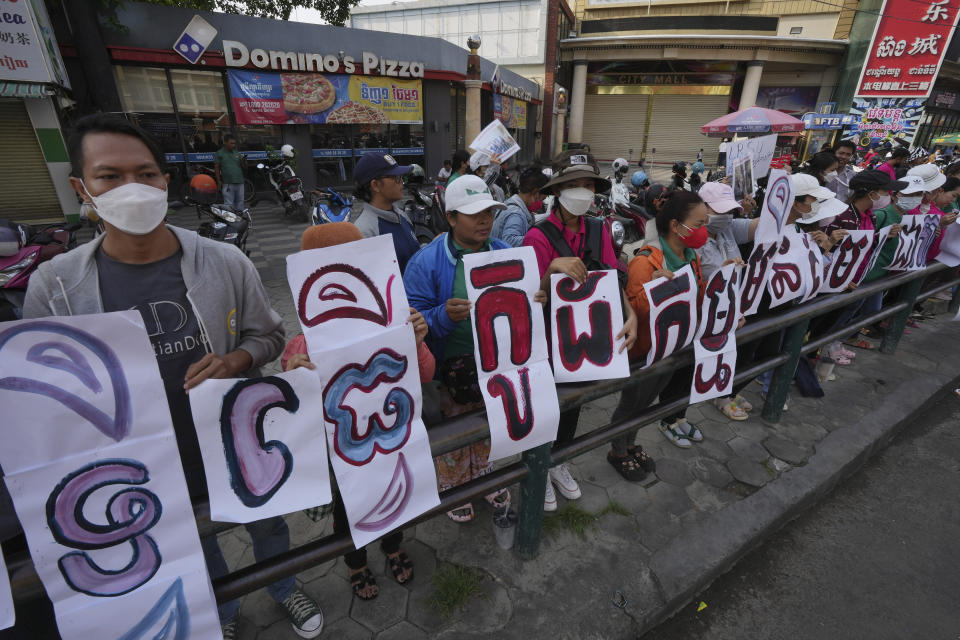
[534,216,627,288]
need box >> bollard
[761,318,810,423]
[880,277,924,354]
[515,442,552,559]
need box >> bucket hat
[541,150,611,195]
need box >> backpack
[535,216,627,288]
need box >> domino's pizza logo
[173,15,217,64]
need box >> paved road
[641,394,960,640]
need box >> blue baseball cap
[354,152,410,186]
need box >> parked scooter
[311,186,354,225]
[257,144,309,222]
[189,174,251,254]
[0,220,80,320]
[401,164,446,245]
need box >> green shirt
[863,203,903,283]
[214,147,244,184]
[445,172,461,187]
[443,238,492,359]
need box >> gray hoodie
[23,225,284,373]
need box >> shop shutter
[581,93,648,164]
[0,100,62,223]
[646,94,729,168]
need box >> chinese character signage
[0,0,70,87]
[228,70,422,125]
[856,0,960,98]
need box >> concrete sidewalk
[170,205,960,639]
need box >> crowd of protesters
[9,112,958,639]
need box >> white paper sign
[767,229,821,308]
[690,263,740,404]
[859,224,896,281]
[315,325,439,549]
[550,270,630,383]
[935,219,960,268]
[286,234,410,350]
[643,264,698,367]
[888,214,940,272]
[754,170,794,246]
[0,545,12,630]
[468,119,520,163]
[725,133,778,181]
[740,241,780,316]
[190,367,333,523]
[465,247,560,461]
[820,230,875,293]
[731,153,755,201]
[0,313,220,640]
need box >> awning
[0,82,54,99]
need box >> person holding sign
[903,164,958,262]
[617,191,708,450]
[22,115,324,640]
[523,150,638,504]
[404,175,516,522]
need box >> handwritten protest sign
[754,170,793,246]
[820,230,874,293]
[643,264,698,367]
[0,312,220,640]
[725,134,778,182]
[690,264,740,404]
[465,247,560,461]
[888,214,939,271]
[550,270,630,383]
[935,220,960,267]
[190,367,333,523]
[859,224,896,281]
[287,235,439,549]
[767,229,820,307]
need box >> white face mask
[870,193,892,210]
[897,195,922,211]
[558,187,594,217]
[82,181,168,236]
[801,199,821,220]
[824,170,838,182]
[706,213,733,234]
[918,202,931,214]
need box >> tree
[102,0,360,27]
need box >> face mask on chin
[82,181,169,235]
[558,187,594,217]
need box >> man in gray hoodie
[22,114,323,640]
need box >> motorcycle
[403,186,446,246]
[257,157,309,222]
[196,202,251,254]
[0,221,80,320]
[590,194,632,273]
[311,186,354,225]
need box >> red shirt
[522,210,619,277]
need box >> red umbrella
[702,106,805,136]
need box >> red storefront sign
[856,0,960,98]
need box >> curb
[639,364,960,634]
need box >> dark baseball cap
[849,169,907,193]
[354,152,410,186]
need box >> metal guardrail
[5,263,959,607]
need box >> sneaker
[543,477,557,511]
[222,620,238,640]
[659,420,692,449]
[548,464,581,500]
[280,589,324,639]
[675,419,703,442]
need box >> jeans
[222,182,244,211]
[201,515,295,623]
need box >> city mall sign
[223,40,425,79]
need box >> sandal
[350,568,379,600]
[844,338,874,350]
[385,550,414,585]
[446,504,475,522]
[627,445,656,473]
[714,397,748,421]
[606,451,648,481]
[733,394,754,412]
[484,487,511,510]
[837,346,856,359]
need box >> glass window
[499,31,520,59]
[391,124,425,157]
[114,66,173,113]
[311,124,353,186]
[356,125,390,154]
[461,7,480,35]
[442,8,460,38]
[405,11,423,36]
[423,10,440,35]
[520,2,540,28]
[170,69,230,164]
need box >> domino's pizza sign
[173,15,217,64]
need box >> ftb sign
[173,15,217,64]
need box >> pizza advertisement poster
[347,76,424,124]
[229,70,422,125]
[494,94,528,129]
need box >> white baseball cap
[897,174,926,195]
[444,175,506,215]
[791,173,835,200]
[469,151,491,172]
[800,196,848,225]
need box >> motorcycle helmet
[280,144,296,158]
[406,163,425,185]
[189,173,218,204]
[631,170,649,189]
[612,158,629,174]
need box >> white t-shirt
[438,167,452,181]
